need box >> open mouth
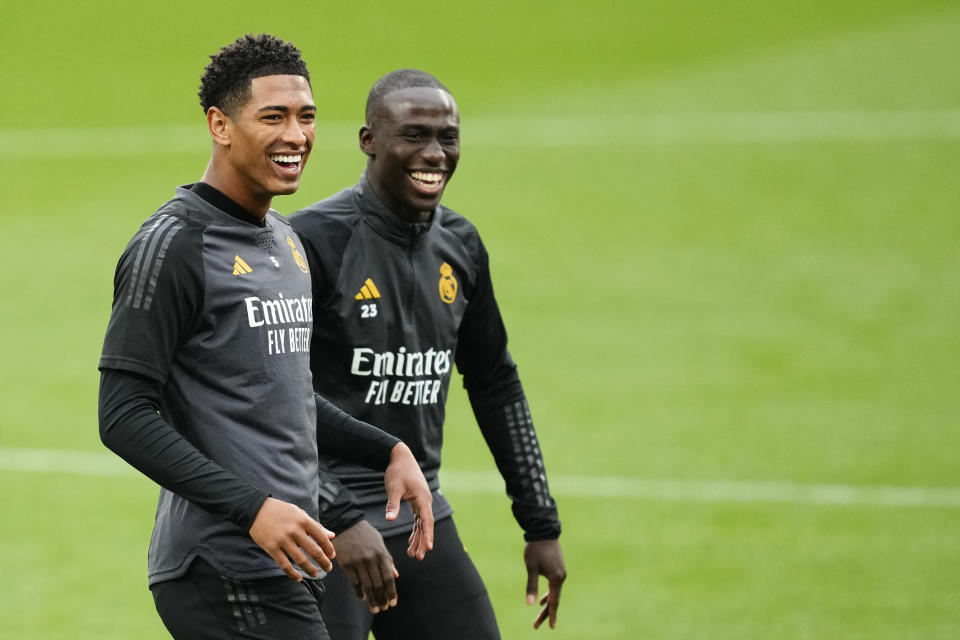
[409,170,445,194]
[270,153,303,171]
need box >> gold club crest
[439,262,458,304]
[286,235,309,273]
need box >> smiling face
[361,87,460,222]
[205,74,316,216]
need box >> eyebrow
[398,123,458,131]
[257,104,317,113]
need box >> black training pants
[321,517,501,640]
[152,556,329,639]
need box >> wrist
[390,441,411,463]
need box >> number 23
[361,303,378,318]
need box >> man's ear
[207,107,231,147]
[359,125,375,158]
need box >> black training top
[98,184,397,585]
[289,175,561,541]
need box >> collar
[353,173,435,248]
[189,182,267,228]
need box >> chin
[274,181,301,196]
[418,197,442,211]
[410,191,443,209]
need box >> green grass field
[2,1,959,637]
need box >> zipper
[405,228,417,311]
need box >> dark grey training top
[290,177,561,541]
[100,185,320,584]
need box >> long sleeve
[98,368,268,530]
[456,243,561,541]
[316,466,366,534]
[312,395,400,534]
[314,393,400,470]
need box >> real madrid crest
[438,262,458,304]
[286,235,309,274]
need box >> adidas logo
[233,255,253,276]
[354,278,381,300]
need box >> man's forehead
[380,87,458,119]
[248,74,314,104]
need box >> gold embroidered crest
[286,235,309,273]
[439,262,457,304]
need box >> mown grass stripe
[2,447,958,508]
[2,109,958,158]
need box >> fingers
[533,602,550,630]
[420,507,435,555]
[344,566,366,600]
[405,513,434,559]
[406,518,422,558]
[523,539,566,628]
[286,542,323,578]
[360,565,399,613]
[295,527,335,575]
[546,584,561,629]
[266,548,303,582]
[272,529,332,579]
[407,496,434,559]
[381,565,399,610]
[528,573,564,629]
[532,585,562,630]
[332,521,399,613]
[360,557,390,613]
[304,520,337,567]
[249,498,336,580]
[383,442,434,559]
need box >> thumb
[385,490,401,521]
[526,567,539,605]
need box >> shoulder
[434,204,484,258]
[114,195,209,285]
[265,208,292,229]
[286,186,362,257]
[153,188,224,229]
[128,203,198,253]
[435,203,477,234]
[288,186,359,234]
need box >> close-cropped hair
[365,69,449,124]
[198,33,310,116]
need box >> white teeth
[270,153,302,163]
[410,171,442,183]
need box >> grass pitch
[1,1,959,638]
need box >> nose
[282,117,308,147]
[421,137,445,164]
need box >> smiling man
[98,37,433,639]
[289,69,567,639]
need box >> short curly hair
[198,33,311,116]
[365,69,449,125]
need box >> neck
[366,173,433,224]
[201,160,270,220]
[397,208,433,224]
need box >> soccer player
[288,69,567,638]
[97,36,434,639]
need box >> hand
[332,520,399,613]
[383,442,434,559]
[524,539,567,629]
[249,497,336,581]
